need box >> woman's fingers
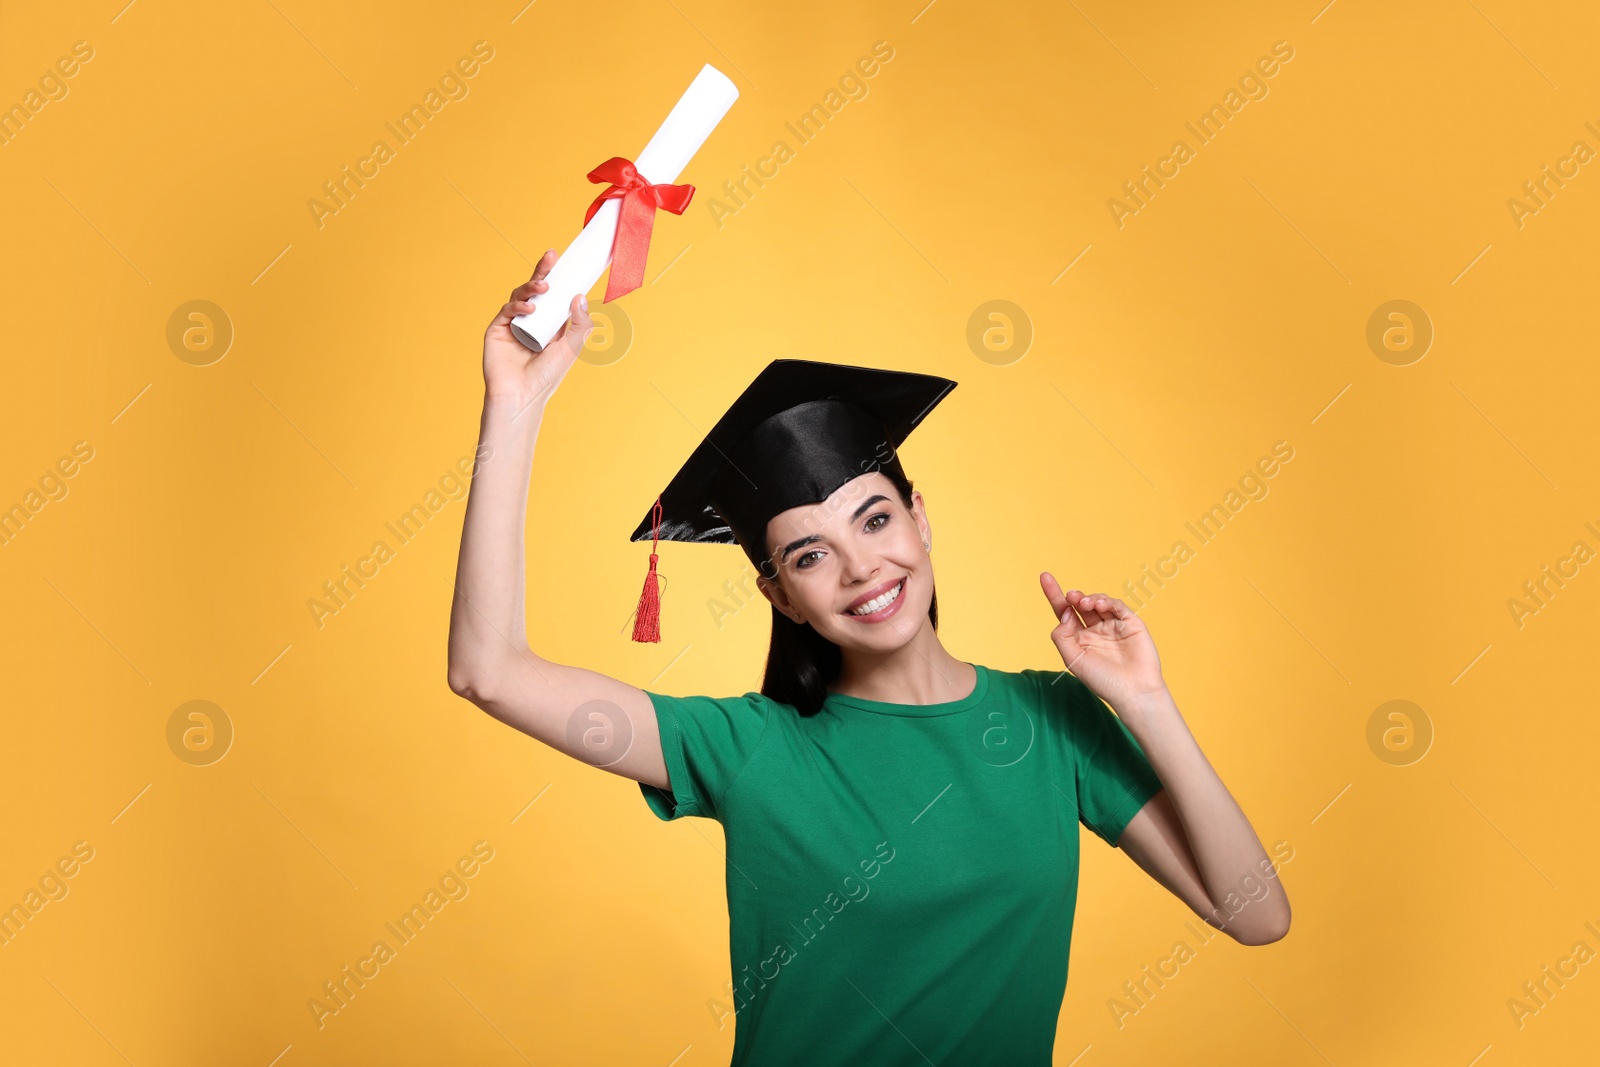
[512,278,550,303]
[1040,572,1071,622]
[1067,588,1109,627]
[517,294,592,396]
[1069,591,1131,627]
[531,248,557,283]
[1041,572,1088,637]
[559,292,592,339]
[489,256,561,335]
[1042,575,1119,627]
[510,250,557,302]
[494,278,549,325]
[1084,592,1113,625]
[1099,595,1134,620]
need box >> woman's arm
[447,254,670,792]
[1112,709,1290,946]
[1039,576,1291,946]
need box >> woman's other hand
[1039,573,1167,714]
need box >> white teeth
[848,580,904,616]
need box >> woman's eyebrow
[849,494,890,521]
[778,495,891,563]
[779,533,820,563]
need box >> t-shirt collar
[822,663,989,717]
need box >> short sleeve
[639,691,773,822]
[1033,670,1164,847]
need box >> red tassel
[632,497,664,643]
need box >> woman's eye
[797,550,822,569]
[865,513,889,532]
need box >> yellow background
[2,0,1597,1063]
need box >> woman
[448,252,1291,1065]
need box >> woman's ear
[757,573,801,622]
[910,489,931,550]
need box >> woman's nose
[835,541,877,584]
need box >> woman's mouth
[843,578,907,622]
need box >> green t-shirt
[639,662,1165,1066]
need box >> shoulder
[643,688,793,752]
[979,664,1090,710]
[982,666,1111,744]
[644,687,791,715]
[639,689,792,822]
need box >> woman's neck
[828,617,976,705]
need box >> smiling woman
[447,261,1291,1067]
[758,470,942,708]
[615,360,956,711]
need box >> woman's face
[757,472,933,653]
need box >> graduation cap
[627,359,958,641]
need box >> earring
[923,541,930,550]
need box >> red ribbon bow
[583,157,695,303]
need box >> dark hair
[758,465,937,716]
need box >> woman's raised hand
[1039,573,1168,714]
[482,249,595,403]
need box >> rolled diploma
[510,64,739,352]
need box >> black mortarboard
[626,359,958,641]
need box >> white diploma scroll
[510,64,739,352]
